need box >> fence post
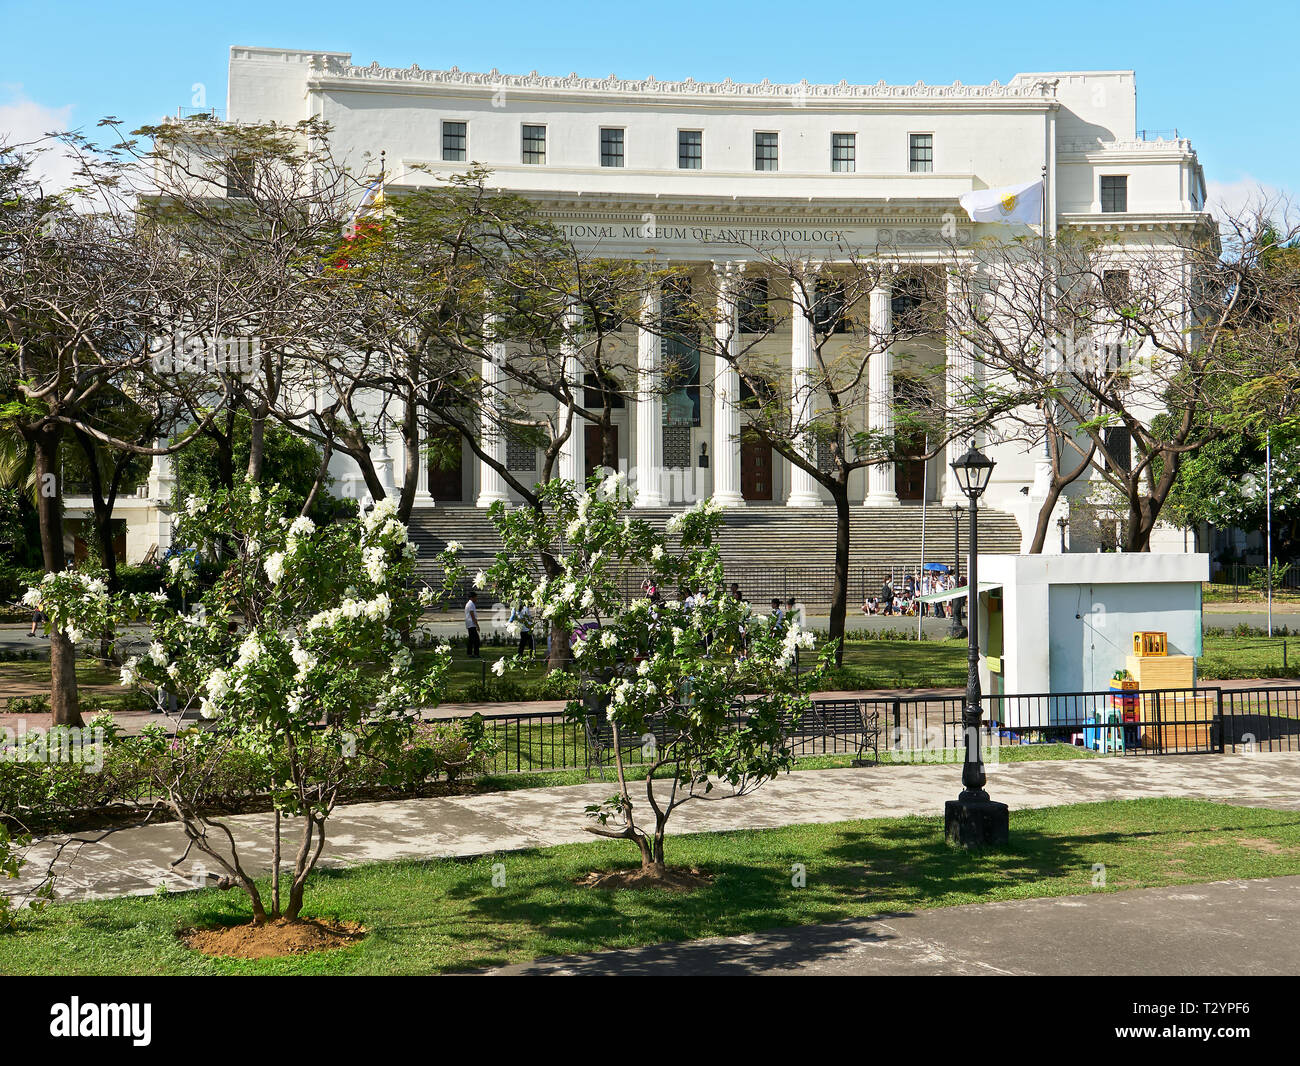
[892,699,902,752]
[1215,688,1225,754]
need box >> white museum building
[106,47,1211,563]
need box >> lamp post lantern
[945,446,1009,847]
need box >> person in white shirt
[465,591,481,658]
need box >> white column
[476,317,510,507]
[412,425,435,507]
[865,278,898,506]
[147,437,175,502]
[711,262,745,507]
[556,304,585,487]
[634,284,665,506]
[943,270,977,507]
[787,274,822,507]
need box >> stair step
[407,504,1020,592]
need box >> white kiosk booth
[968,553,1210,729]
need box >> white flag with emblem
[959,179,1044,225]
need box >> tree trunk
[30,423,82,728]
[246,408,266,482]
[396,406,419,523]
[271,810,281,918]
[1027,480,1065,554]
[1123,490,1152,552]
[828,481,851,666]
[541,548,571,673]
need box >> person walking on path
[510,601,534,658]
[465,591,481,658]
[28,594,46,638]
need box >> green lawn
[3,798,1298,975]
[6,633,1297,717]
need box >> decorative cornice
[1059,138,1195,156]
[308,56,1060,103]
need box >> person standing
[881,576,895,616]
[465,591,481,658]
[510,601,534,658]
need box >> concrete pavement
[488,874,1300,975]
[10,749,1300,904]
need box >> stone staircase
[408,504,1021,606]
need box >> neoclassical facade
[122,48,1211,554]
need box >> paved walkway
[10,750,1300,903]
[488,874,1300,975]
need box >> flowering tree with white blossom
[37,480,451,923]
[486,476,829,881]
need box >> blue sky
[2,0,1293,209]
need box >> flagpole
[1040,162,1054,485]
[1267,427,1273,637]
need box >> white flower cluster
[777,625,817,668]
[364,545,387,584]
[665,496,720,535]
[609,674,659,717]
[264,552,286,585]
[291,640,318,681]
[305,593,393,633]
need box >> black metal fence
[438,562,965,615]
[1209,563,1300,601]
[458,683,1300,777]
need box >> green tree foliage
[173,412,349,524]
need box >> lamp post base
[944,797,1009,848]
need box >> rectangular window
[678,130,702,169]
[738,277,770,333]
[1103,426,1132,474]
[908,133,933,173]
[814,282,849,334]
[661,278,700,426]
[1100,175,1128,212]
[441,121,467,162]
[1102,269,1131,303]
[599,127,624,168]
[521,124,546,165]
[225,157,253,198]
[583,371,625,409]
[832,133,855,173]
[754,132,779,171]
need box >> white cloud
[1206,175,1292,226]
[0,88,77,193]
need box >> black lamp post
[945,445,1009,847]
[1057,515,1068,554]
[949,504,966,638]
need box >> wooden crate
[1127,654,1195,689]
[1139,694,1215,751]
[1132,631,1168,657]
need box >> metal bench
[779,698,879,765]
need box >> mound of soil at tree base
[181,917,365,959]
[577,866,713,891]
